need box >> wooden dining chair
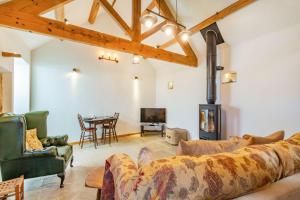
[77,114,97,149]
[112,113,119,142]
[102,113,119,144]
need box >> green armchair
[0,111,73,188]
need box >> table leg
[97,189,101,200]
[140,125,144,137]
[161,125,164,137]
[94,123,98,146]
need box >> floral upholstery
[242,130,284,145]
[176,136,253,156]
[101,133,300,200]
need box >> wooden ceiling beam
[141,20,167,41]
[142,0,156,16]
[153,0,197,64]
[111,0,117,7]
[88,0,118,24]
[0,0,73,15]
[159,0,256,49]
[99,0,132,37]
[0,10,196,66]
[55,7,65,22]
[2,52,22,58]
[132,0,141,42]
[88,0,101,24]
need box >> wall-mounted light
[168,81,174,90]
[134,76,139,80]
[72,68,80,73]
[133,55,140,64]
[98,51,119,63]
[222,72,237,84]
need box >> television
[140,108,166,123]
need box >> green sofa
[0,111,73,188]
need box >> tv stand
[140,123,165,137]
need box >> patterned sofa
[101,133,300,200]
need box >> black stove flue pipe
[206,30,218,104]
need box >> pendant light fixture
[161,23,177,36]
[179,30,190,41]
[133,55,140,64]
[140,14,157,28]
[141,0,190,40]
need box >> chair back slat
[77,114,86,131]
[113,113,119,127]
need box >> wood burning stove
[199,104,221,140]
[199,23,224,140]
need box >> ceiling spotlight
[161,23,177,36]
[140,14,157,28]
[180,30,191,41]
[133,55,140,64]
[64,18,69,25]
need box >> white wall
[0,27,31,114]
[0,27,31,64]
[155,0,300,139]
[31,40,156,142]
[1,72,12,113]
[222,23,300,138]
[13,58,30,114]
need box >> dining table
[83,116,116,144]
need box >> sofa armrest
[23,146,58,158]
[102,153,138,200]
[41,135,69,147]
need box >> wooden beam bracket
[1,52,22,58]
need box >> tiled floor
[23,134,176,200]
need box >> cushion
[103,145,282,200]
[40,135,69,147]
[243,130,284,144]
[25,111,49,139]
[286,132,300,145]
[26,129,43,151]
[176,136,253,156]
[234,172,300,200]
[57,145,73,162]
[267,132,300,177]
[137,147,154,168]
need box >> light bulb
[113,54,118,60]
[181,33,189,41]
[165,27,173,36]
[145,20,153,28]
[100,51,105,57]
[161,23,177,36]
[133,55,140,64]
[140,14,157,28]
[180,31,190,41]
[106,52,111,58]
[64,18,69,25]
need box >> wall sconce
[99,51,119,63]
[134,76,139,80]
[133,55,140,64]
[168,81,174,90]
[72,68,80,73]
[222,72,237,84]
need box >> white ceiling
[1,0,300,57]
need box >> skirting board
[69,132,140,145]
